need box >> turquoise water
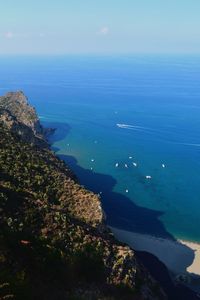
[1,55,200,243]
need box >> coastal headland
[0,91,199,299]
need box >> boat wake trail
[116,123,155,132]
[176,142,200,147]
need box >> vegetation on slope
[0,92,165,300]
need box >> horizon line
[1,52,200,56]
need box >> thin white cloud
[4,31,14,39]
[2,32,35,39]
[39,33,45,38]
[97,26,109,35]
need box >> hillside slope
[0,92,166,300]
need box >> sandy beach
[110,227,200,277]
[180,240,200,275]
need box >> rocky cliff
[0,91,42,135]
[0,91,53,148]
[0,92,167,300]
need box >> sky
[0,0,200,54]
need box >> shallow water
[1,54,200,242]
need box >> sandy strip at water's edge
[110,227,200,276]
[179,240,200,275]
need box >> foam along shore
[110,227,200,277]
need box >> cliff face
[0,92,166,300]
[0,91,43,135]
[0,91,50,148]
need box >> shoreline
[179,239,200,276]
[110,226,200,277]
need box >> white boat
[162,164,165,168]
[91,159,95,162]
[146,175,152,179]
[125,189,129,193]
[125,164,128,168]
[129,156,132,159]
[115,163,119,167]
[133,162,137,167]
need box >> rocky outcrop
[0,91,52,147]
[0,91,166,300]
[0,91,43,135]
[0,108,48,148]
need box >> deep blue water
[1,55,200,243]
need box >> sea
[1,54,200,245]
